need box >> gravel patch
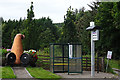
[56,71,118,78]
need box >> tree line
[1,2,120,59]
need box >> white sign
[107,51,112,59]
[69,45,73,58]
[90,22,95,27]
[92,30,99,41]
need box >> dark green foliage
[62,6,78,43]
[2,20,20,48]
[95,2,120,59]
[1,1,120,60]
[75,2,120,59]
[2,2,59,50]
[76,10,91,54]
[75,2,99,54]
[0,17,2,48]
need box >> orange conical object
[11,34,25,64]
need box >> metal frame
[50,43,83,74]
[68,44,83,74]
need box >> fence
[36,55,105,72]
[82,57,105,72]
[36,55,50,70]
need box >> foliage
[0,49,11,56]
[43,48,49,54]
[0,18,2,48]
[26,67,61,79]
[24,49,38,66]
[2,20,19,48]
[2,2,59,50]
[95,2,120,59]
[24,49,38,59]
[62,6,78,43]
[75,2,99,54]
[1,1,120,60]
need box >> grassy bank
[26,67,61,79]
[105,59,119,74]
[1,66,16,78]
[109,59,120,69]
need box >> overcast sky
[0,0,96,23]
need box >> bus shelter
[50,43,82,74]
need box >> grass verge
[109,59,120,69]
[105,59,116,74]
[1,66,16,78]
[26,67,61,79]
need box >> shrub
[23,49,38,67]
[0,49,10,56]
[0,48,11,66]
[43,48,49,54]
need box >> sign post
[86,22,100,77]
[90,22,95,77]
[106,51,112,72]
[92,30,99,41]
[69,45,73,58]
[91,30,95,77]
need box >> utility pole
[86,22,100,77]
[90,22,95,77]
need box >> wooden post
[97,55,99,73]
[86,57,88,71]
[101,57,105,72]
[103,57,105,72]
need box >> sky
[0,0,96,23]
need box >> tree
[62,6,78,43]
[95,2,120,59]
[76,11,91,54]
[0,17,3,48]
[2,2,59,50]
[2,19,18,48]
[22,2,35,50]
[27,2,34,22]
[75,2,99,54]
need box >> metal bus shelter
[50,43,82,74]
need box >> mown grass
[1,66,16,78]
[26,67,61,79]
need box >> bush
[0,48,11,66]
[43,48,49,54]
[0,49,10,56]
[23,49,38,67]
